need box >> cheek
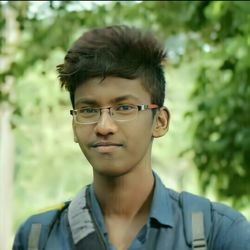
[126,120,154,149]
[75,127,91,146]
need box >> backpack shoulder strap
[68,186,109,250]
[67,186,96,245]
[13,202,69,250]
[191,212,207,250]
[180,191,212,250]
[28,223,42,250]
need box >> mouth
[91,142,123,153]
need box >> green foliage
[1,2,250,230]
[188,2,250,208]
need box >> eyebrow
[75,95,140,106]
[113,95,140,103]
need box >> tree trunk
[0,104,14,250]
[0,3,19,249]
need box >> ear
[152,107,170,138]
[72,120,79,143]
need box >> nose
[94,109,118,136]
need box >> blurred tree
[0,3,18,249]
[1,4,249,243]
[185,2,250,208]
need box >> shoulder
[209,202,250,249]
[211,201,246,224]
[22,201,69,226]
[166,188,250,249]
[13,201,70,249]
[166,187,247,224]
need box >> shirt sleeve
[223,218,250,250]
[210,203,250,250]
[222,217,250,250]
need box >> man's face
[73,76,161,177]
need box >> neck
[93,167,154,219]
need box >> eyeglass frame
[70,104,159,125]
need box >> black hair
[57,25,167,108]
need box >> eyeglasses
[70,104,159,124]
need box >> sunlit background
[1,1,250,249]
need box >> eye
[79,107,98,114]
[115,104,135,111]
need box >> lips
[91,141,123,153]
[92,142,123,147]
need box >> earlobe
[152,107,170,138]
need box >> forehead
[74,76,151,106]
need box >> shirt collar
[89,171,174,233]
[89,185,108,235]
[149,172,174,227]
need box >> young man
[13,26,250,250]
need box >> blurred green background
[1,1,250,249]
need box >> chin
[92,165,132,178]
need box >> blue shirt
[89,173,250,250]
[13,173,250,250]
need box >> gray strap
[192,212,207,250]
[68,187,95,244]
[28,224,41,250]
